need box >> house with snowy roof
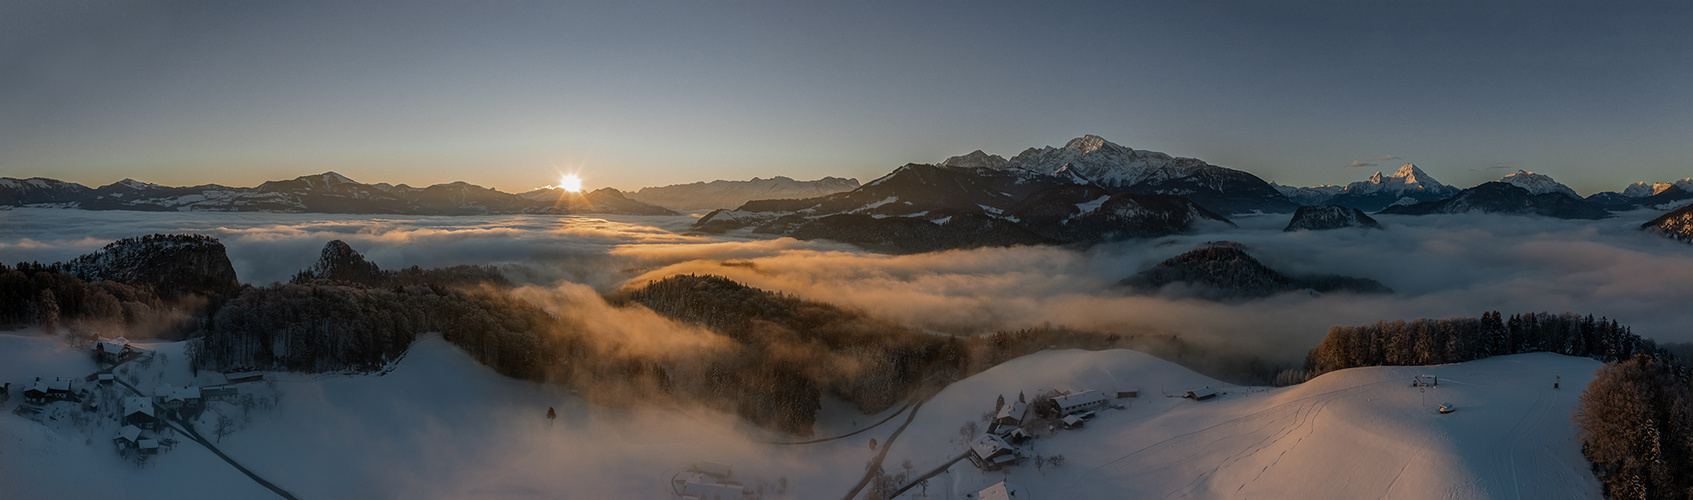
[158,384,203,413]
[1185,387,1219,401]
[114,425,143,451]
[969,434,1022,470]
[1049,390,1108,415]
[124,396,156,430]
[92,338,137,364]
[23,377,73,405]
[978,480,1029,500]
[994,400,1029,430]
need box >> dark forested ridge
[1575,355,1693,500]
[1303,311,1665,378]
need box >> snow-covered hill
[0,331,1604,499]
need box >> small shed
[97,373,115,384]
[1185,387,1219,401]
[1061,414,1085,429]
[137,438,159,455]
[1050,390,1109,415]
[1114,386,1139,398]
[978,480,1029,500]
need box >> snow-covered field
[1,330,1601,499]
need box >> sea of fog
[3,206,1692,365]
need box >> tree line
[1303,311,1666,378]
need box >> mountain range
[0,173,676,216]
[624,176,859,211]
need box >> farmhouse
[994,400,1029,430]
[969,434,1022,470]
[91,338,136,364]
[1049,390,1109,415]
[978,480,1029,500]
[124,397,156,430]
[24,378,73,405]
[1185,387,1219,401]
[157,384,203,413]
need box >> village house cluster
[1,335,263,462]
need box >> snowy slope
[2,331,1602,499]
[882,350,1600,500]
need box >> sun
[558,174,583,193]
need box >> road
[105,353,300,500]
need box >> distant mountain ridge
[626,176,859,211]
[1379,181,1609,219]
[941,135,1299,215]
[692,158,1234,253]
[0,172,677,216]
[1316,164,1461,211]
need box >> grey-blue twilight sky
[3,0,1690,195]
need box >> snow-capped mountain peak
[1344,164,1451,194]
[1063,134,1124,154]
[1623,179,1693,198]
[939,150,1010,170]
[1499,170,1579,199]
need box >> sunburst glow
[558,174,583,193]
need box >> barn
[1185,387,1219,401]
[1049,390,1109,415]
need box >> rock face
[1283,206,1383,231]
[1643,204,1693,244]
[64,234,240,297]
[1118,243,1390,301]
[0,172,677,216]
[294,240,384,285]
[1378,182,1609,220]
[624,176,859,211]
[1320,164,1461,211]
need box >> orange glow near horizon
[558,174,583,193]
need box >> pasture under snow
[0,331,1601,499]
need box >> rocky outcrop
[1283,206,1382,231]
[65,234,240,297]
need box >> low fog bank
[5,207,1692,371]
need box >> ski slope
[0,331,1602,499]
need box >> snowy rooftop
[978,480,1027,500]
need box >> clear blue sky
[3,1,1689,195]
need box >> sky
[2,1,1690,195]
